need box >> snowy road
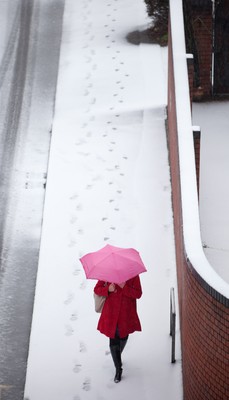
[24,0,182,399]
[0,1,65,399]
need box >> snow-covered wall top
[169,0,229,300]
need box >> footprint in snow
[64,293,74,305]
[70,193,79,201]
[164,224,170,230]
[65,324,74,336]
[80,280,87,290]
[163,185,169,191]
[77,151,90,157]
[92,174,101,182]
[75,139,87,146]
[73,268,81,276]
[83,378,91,391]
[70,311,78,321]
[68,239,77,248]
[70,215,77,224]
[73,396,81,400]
[73,362,82,373]
[104,237,110,241]
[80,341,87,353]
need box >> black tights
[109,329,129,351]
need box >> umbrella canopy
[80,244,147,284]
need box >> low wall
[168,1,229,399]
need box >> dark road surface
[0,1,65,399]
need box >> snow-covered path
[193,101,229,284]
[24,0,182,399]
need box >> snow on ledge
[169,0,229,300]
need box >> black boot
[120,336,128,354]
[110,344,123,383]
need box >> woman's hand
[108,283,116,292]
[118,282,126,289]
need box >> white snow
[169,0,229,299]
[193,101,229,284]
[24,0,182,399]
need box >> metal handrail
[170,287,176,363]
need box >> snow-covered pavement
[24,0,182,399]
[193,101,229,284]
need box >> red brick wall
[168,18,229,400]
[192,10,213,99]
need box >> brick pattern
[191,11,213,99]
[168,19,229,400]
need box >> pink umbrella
[80,244,147,284]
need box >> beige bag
[94,293,106,313]
[94,282,107,313]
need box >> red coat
[94,276,142,339]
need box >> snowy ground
[193,101,229,284]
[24,0,182,399]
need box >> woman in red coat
[94,275,142,383]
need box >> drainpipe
[211,0,215,95]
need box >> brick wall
[168,17,229,400]
[192,10,213,99]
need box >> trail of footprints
[68,0,132,396]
